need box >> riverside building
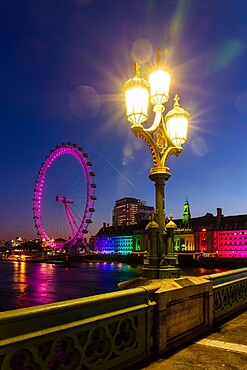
[94,199,247,258]
[94,197,154,254]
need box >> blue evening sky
[1,0,247,240]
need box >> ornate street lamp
[124,49,190,278]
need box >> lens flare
[190,136,208,157]
[131,39,153,64]
[69,85,101,120]
[208,38,245,73]
[123,143,133,159]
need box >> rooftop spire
[182,198,191,225]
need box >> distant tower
[182,198,191,225]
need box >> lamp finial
[174,94,180,107]
[156,48,161,64]
[133,61,140,78]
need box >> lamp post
[124,49,190,278]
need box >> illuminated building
[174,204,247,258]
[174,205,216,254]
[174,199,194,252]
[174,229,195,252]
[112,197,154,226]
[213,213,247,258]
[94,198,247,258]
[94,221,148,255]
[182,198,191,226]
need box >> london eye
[33,142,96,249]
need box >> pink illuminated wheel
[33,142,96,249]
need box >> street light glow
[166,115,188,146]
[165,94,189,147]
[149,69,171,105]
[125,84,149,125]
[123,49,190,278]
[124,61,149,126]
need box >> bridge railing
[119,268,247,355]
[1,269,247,369]
[205,267,247,324]
[0,287,156,370]
[119,275,214,355]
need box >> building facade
[174,205,247,258]
[94,199,247,258]
[112,197,154,226]
[94,221,148,255]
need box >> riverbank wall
[75,253,247,269]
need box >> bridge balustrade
[0,287,156,370]
[205,267,247,324]
[0,268,247,369]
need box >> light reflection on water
[0,261,226,312]
[13,261,27,294]
[180,266,227,277]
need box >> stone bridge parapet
[0,268,247,369]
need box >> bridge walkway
[130,309,247,370]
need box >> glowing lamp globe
[165,94,189,147]
[149,49,171,106]
[124,62,149,126]
[149,68,171,105]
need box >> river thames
[0,260,226,312]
